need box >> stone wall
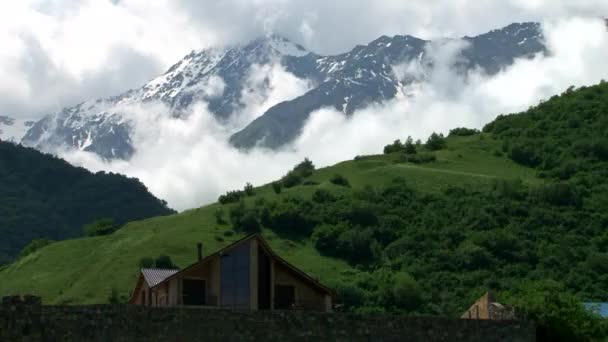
[1,296,535,342]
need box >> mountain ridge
[21,22,545,159]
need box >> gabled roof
[141,268,179,287]
[152,234,334,296]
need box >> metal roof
[585,303,608,318]
[141,268,178,287]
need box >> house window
[275,284,296,310]
[182,279,206,306]
[221,243,250,308]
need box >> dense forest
[218,82,608,340]
[0,142,175,264]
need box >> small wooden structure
[130,234,333,312]
[461,292,516,320]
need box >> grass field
[0,134,539,304]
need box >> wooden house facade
[130,234,333,312]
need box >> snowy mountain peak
[21,22,546,160]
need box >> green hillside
[1,82,607,340]
[0,133,534,304]
[0,142,175,264]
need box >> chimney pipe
[197,243,203,261]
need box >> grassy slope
[0,134,538,304]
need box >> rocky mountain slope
[21,23,545,159]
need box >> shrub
[404,136,417,155]
[139,257,154,268]
[384,139,404,154]
[154,255,178,269]
[272,181,282,194]
[449,127,480,136]
[244,183,255,196]
[281,171,302,188]
[505,281,608,342]
[108,288,123,304]
[312,223,345,256]
[18,239,54,258]
[293,158,315,178]
[425,132,447,151]
[392,273,423,311]
[330,174,350,187]
[218,190,245,204]
[312,189,336,203]
[407,153,436,164]
[509,144,541,167]
[83,218,119,237]
[214,208,226,225]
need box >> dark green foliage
[449,127,480,136]
[425,132,447,151]
[405,153,436,164]
[108,288,126,304]
[213,208,226,225]
[504,281,608,342]
[0,141,174,264]
[139,257,154,268]
[244,183,255,196]
[330,174,350,187]
[218,190,245,204]
[83,218,119,237]
[404,136,417,155]
[18,239,54,259]
[272,181,282,194]
[280,158,316,188]
[281,171,302,188]
[229,200,261,233]
[139,255,178,269]
[293,158,315,177]
[154,255,178,269]
[384,139,404,154]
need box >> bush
[281,171,302,188]
[272,181,282,194]
[244,183,255,196]
[330,174,350,187]
[312,189,336,203]
[425,132,447,151]
[404,136,417,155]
[505,281,608,342]
[293,158,315,178]
[384,139,405,154]
[139,257,154,268]
[406,153,436,164]
[214,208,226,225]
[449,127,480,136]
[83,218,119,237]
[154,255,178,269]
[218,190,244,204]
[19,239,54,258]
[392,273,423,311]
[508,144,541,167]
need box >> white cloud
[61,18,608,211]
[2,0,607,119]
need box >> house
[461,292,516,320]
[129,234,334,312]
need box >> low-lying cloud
[62,18,607,211]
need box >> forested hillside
[0,142,175,264]
[1,82,607,340]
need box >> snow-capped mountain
[0,116,34,143]
[22,23,545,159]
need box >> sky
[2,1,607,210]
